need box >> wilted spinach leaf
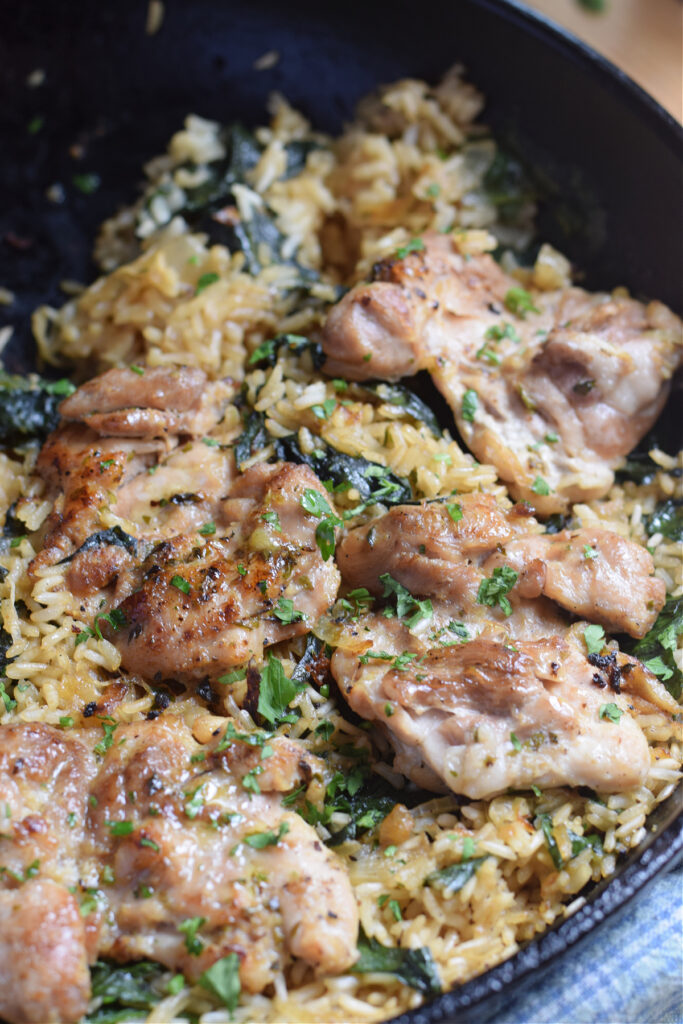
[352,932,441,996]
[325,771,398,846]
[483,150,533,225]
[424,856,488,894]
[272,435,412,506]
[87,960,166,1020]
[544,513,569,535]
[283,139,324,179]
[0,372,74,445]
[644,499,683,542]
[358,382,441,438]
[291,634,325,684]
[614,451,659,485]
[58,526,139,564]
[233,410,269,469]
[248,333,326,370]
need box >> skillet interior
[0,1,681,1021]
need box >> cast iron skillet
[0,2,681,1022]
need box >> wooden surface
[524,0,682,121]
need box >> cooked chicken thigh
[31,366,234,574]
[332,630,652,798]
[59,365,233,440]
[322,233,682,510]
[0,718,358,1023]
[336,494,665,638]
[111,463,340,682]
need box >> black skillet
[0,1,681,1021]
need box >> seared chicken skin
[30,366,234,575]
[322,233,682,511]
[0,719,358,1024]
[110,463,340,683]
[336,494,665,639]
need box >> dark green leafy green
[425,856,489,894]
[352,932,441,996]
[58,527,139,564]
[537,813,563,869]
[483,151,533,225]
[379,573,433,628]
[625,596,683,699]
[291,634,325,684]
[273,434,411,506]
[614,451,659,485]
[247,333,325,369]
[325,771,397,846]
[86,960,166,1022]
[357,382,441,437]
[567,830,603,857]
[0,372,75,445]
[233,410,269,469]
[644,499,683,542]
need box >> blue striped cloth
[489,866,683,1024]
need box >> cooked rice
[2,67,682,1023]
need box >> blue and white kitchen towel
[489,866,683,1024]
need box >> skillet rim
[0,1,681,1022]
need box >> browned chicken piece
[30,367,235,577]
[322,232,682,511]
[0,725,97,1024]
[59,365,233,439]
[331,627,651,799]
[0,880,91,1024]
[0,722,96,887]
[110,463,340,683]
[29,428,163,575]
[484,528,665,638]
[336,495,665,639]
[86,719,358,988]
[337,493,533,607]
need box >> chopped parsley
[531,476,552,496]
[198,521,216,536]
[485,321,521,344]
[379,573,433,628]
[461,388,478,423]
[311,398,336,420]
[257,653,305,726]
[273,597,304,624]
[299,487,342,561]
[504,287,539,318]
[584,624,606,656]
[178,916,206,955]
[199,953,241,1014]
[599,702,623,724]
[583,544,598,559]
[170,574,191,595]
[476,565,518,616]
[396,237,425,259]
[196,272,219,294]
[261,510,282,531]
[446,502,463,523]
[244,821,289,848]
[105,820,134,836]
